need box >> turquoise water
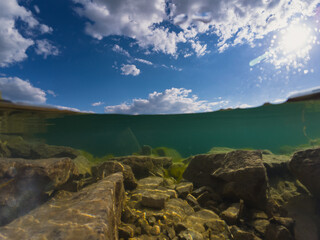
[34,100,320,157]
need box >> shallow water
[6,99,319,157]
[1,100,320,239]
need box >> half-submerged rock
[183,150,268,209]
[0,172,125,240]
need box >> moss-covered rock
[167,162,187,181]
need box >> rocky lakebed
[0,136,319,240]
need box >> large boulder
[111,156,172,179]
[0,157,77,226]
[183,150,268,209]
[289,148,320,199]
[0,172,125,240]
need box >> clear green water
[24,100,320,157]
[1,100,320,158]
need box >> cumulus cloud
[190,40,209,57]
[104,87,228,114]
[92,101,104,106]
[121,64,140,76]
[0,77,46,104]
[73,0,186,56]
[73,0,318,56]
[35,40,59,58]
[170,0,318,52]
[0,0,54,66]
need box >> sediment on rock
[0,157,77,226]
[0,172,125,240]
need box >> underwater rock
[183,150,268,209]
[138,145,153,156]
[112,155,172,179]
[140,190,170,209]
[175,182,193,198]
[251,219,270,236]
[262,153,291,177]
[230,225,262,240]
[289,148,320,199]
[118,223,135,238]
[0,157,76,226]
[265,223,293,240]
[3,136,79,159]
[284,195,320,240]
[178,229,203,240]
[220,202,242,225]
[30,143,80,159]
[91,161,137,190]
[137,176,164,188]
[0,172,125,240]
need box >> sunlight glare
[279,24,312,53]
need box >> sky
[0,0,320,114]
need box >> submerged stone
[141,190,170,209]
[0,157,76,226]
[0,172,125,240]
[230,225,262,240]
[92,161,137,190]
[220,202,242,225]
[175,182,193,198]
[183,150,268,209]
[111,155,172,179]
[289,148,320,199]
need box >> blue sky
[0,0,320,114]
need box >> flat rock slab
[0,157,76,226]
[141,190,170,209]
[289,148,320,199]
[0,172,125,240]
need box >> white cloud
[35,40,59,58]
[112,44,130,57]
[235,104,253,109]
[55,106,94,113]
[34,5,40,14]
[104,87,228,114]
[73,0,186,56]
[0,77,46,104]
[55,105,81,112]
[170,0,318,52]
[190,40,209,57]
[135,58,153,65]
[121,64,140,76]
[0,0,54,66]
[39,24,53,34]
[47,90,56,97]
[73,0,319,55]
[92,101,104,106]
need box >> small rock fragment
[176,182,193,198]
